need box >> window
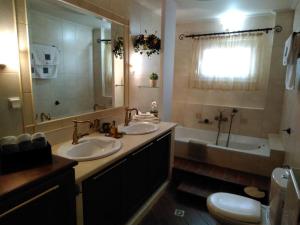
[201,47,251,79]
[190,33,271,90]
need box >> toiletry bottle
[150,101,158,117]
[110,121,118,138]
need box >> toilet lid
[207,192,261,223]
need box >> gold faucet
[72,120,94,145]
[40,112,51,122]
[124,107,139,126]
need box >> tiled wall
[173,13,294,138]
[281,1,300,167]
[29,10,95,120]
[0,0,24,137]
[128,2,161,113]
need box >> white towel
[32,65,58,79]
[31,44,60,79]
[283,34,300,90]
[31,44,60,65]
[283,34,293,66]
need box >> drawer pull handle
[156,132,171,142]
[132,142,153,156]
[0,185,60,219]
[93,159,127,180]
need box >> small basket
[0,143,53,175]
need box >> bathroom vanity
[0,156,77,225]
[0,122,176,225]
[52,122,176,225]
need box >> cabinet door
[122,142,153,222]
[0,170,76,225]
[149,132,171,193]
[82,159,126,225]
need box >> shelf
[137,85,159,88]
[174,157,270,191]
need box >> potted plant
[112,37,124,59]
[133,31,161,57]
[149,73,159,87]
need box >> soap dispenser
[110,121,118,138]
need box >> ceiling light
[220,10,246,31]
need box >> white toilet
[207,168,288,225]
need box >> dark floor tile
[138,185,217,225]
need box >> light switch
[8,97,22,109]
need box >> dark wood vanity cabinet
[82,159,126,225]
[122,142,154,221]
[149,132,171,194]
[0,158,77,225]
[82,132,172,225]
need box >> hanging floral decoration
[112,37,124,59]
[133,31,161,57]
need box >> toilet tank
[269,168,289,225]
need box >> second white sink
[57,136,122,161]
[120,122,159,135]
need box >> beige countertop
[52,122,177,184]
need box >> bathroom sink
[120,122,159,135]
[57,136,122,161]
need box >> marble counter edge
[52,122,177,184]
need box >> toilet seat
[207,193,261,224]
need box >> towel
[31,44,60,66]
[189,138,208,146]
[32,65,58,79]
[31,44,60,79]
[132,113,160,123]
[0,136,19,154]
[283,34,293,66]
[283,34,300,90]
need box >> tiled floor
[138,185,217,225]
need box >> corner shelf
[137,85,159,88]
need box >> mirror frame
[14,0,129,134]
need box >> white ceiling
[136,0,299,23]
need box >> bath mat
[244,186,265,199]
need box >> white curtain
[189,33,271,90]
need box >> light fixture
[220,10,246,31]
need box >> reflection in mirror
[27,0,125,123]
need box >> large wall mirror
[27,0,125,123]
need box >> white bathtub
[175,126,270,157]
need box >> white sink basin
[120,122,159,135]
[57,136,122,161]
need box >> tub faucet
[214,112,228,124]
[40,112,51,122]
[226,108,239,147]
[72,120,94,145]
[215,111,228,145]
[124,107,139,126]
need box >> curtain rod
[179,25,283,40]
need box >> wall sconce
[0,64,6,69]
